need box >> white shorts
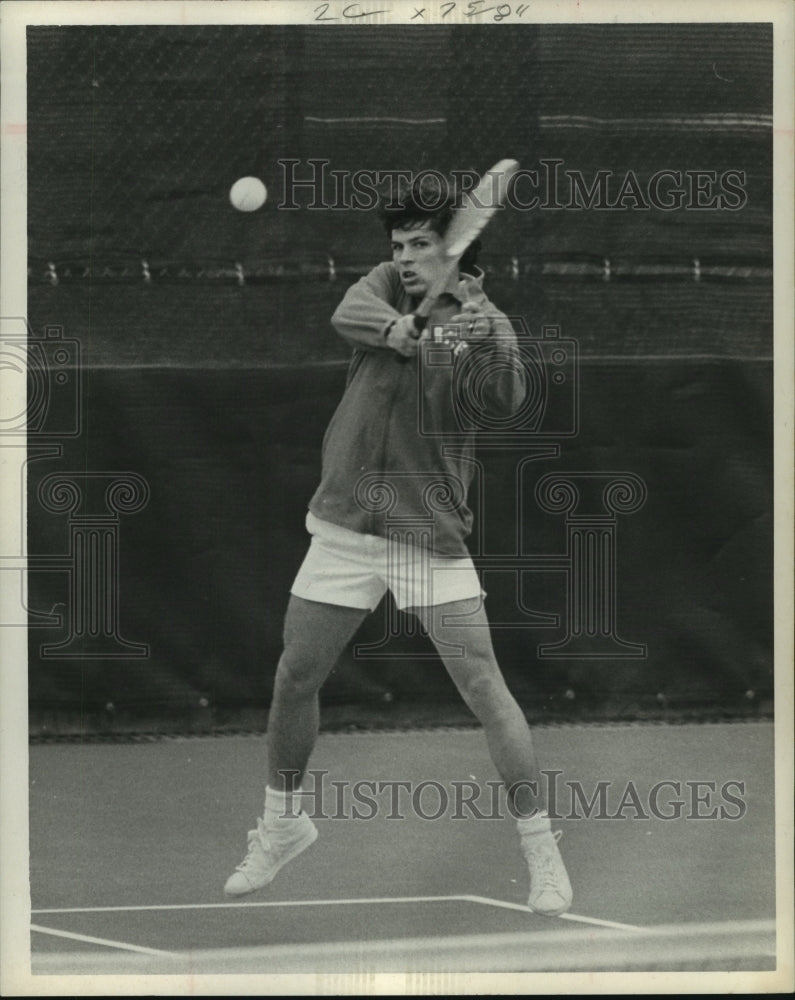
[291,512,484,611]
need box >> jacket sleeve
[331,262,405,351]
[470,298,528,417]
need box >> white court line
[32,893,644,932]
[461,895,645,932]
[31,894,476,914]
[30,923,175,957]
[557,912,646,932]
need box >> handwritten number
[315,0,527,25]
[463,0,509,18]
[342,3,390,16]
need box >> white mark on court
[32,893,644,933]
[461,895,645,932]
[31,923,175,957]
[557,911,646,932]
[32,894,480,914]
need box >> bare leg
[224,596,367,895]
[411,596,544,816]
[267,595,369,792]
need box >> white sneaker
[521,828,573,916]
[224,812,318,896]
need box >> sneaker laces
[236,815,308,874]
[523,829,564,892]
[235,818,269,873]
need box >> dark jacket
[308,261,525,555]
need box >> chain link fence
[28,23,772,285]
[25,23,774,730]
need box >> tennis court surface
[29,721,780,976]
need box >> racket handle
[411,313,429,338]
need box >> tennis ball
[229,176,267,212]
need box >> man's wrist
[412,314,428,334]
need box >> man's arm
[450,298,527,417]
[330,262,403,351]
[484,312,528,417]
[331,261,430,357]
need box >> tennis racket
[411,158,520,336]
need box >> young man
[225,177,572,916]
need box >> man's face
[390,222,448,298]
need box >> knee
[458,670,513,719]
[273,642,324,700]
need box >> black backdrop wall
[25,24,773,731]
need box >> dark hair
[379,172,481,275]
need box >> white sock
[264,785,302,829]
[516,810,551,837]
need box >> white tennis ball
[229,176,267,212]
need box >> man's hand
[385,313,430,358]
[448,300,494,342]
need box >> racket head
[443,158,520,259]
[411,158,520,332]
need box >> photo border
[1,1,792,995]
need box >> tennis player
[225,176,572,916]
